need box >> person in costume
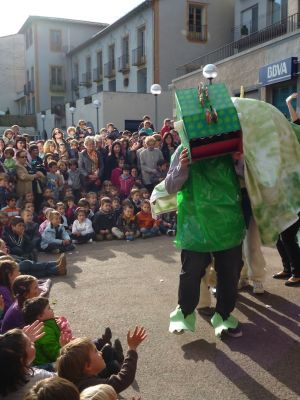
[165,147,244,338]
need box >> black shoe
[273,271,291,280]
[102,327,112,345]
[113,338,124,363]
[285,277,300,286]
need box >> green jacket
[33,318,61,366]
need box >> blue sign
[259,57,298,86]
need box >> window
[51,96,65,116]
[137,27,145,56]
[50,29,62,51]
[122,35,130,64]
[241,4,258,35]
[187,2,207,41]
[97,51,103,75]
[271,0,288,24]
[86,56,91,81]
[51,66,63,85]
[109,44,115,70]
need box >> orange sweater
[136,211,159,229]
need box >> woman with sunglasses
[15,150,44,199]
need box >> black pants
[178,244,243,320]
[276,218,300,277]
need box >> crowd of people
[0,116,177,400]
[0,93,300,398]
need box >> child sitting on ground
[86,192,99,216]
[56,202,69,230]
[80,384,118,400]
[23,297,123,376]
[1,192,20,220]
[3,216,37,261]
[65,196,77,228]
[110,158,125,189]
[136,200,160,238]
[112,204,139,241]
[112,196,122,219]
[0,325,54,398]
[24,377,80,400]
[1,274,40,332]
[57,326,146,393]
[71,207,94,244]
[129,188,141,214]
[78,198,94,220]
[93,198,116,241]
[119,164,134,199]
[40,210,75,254]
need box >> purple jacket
[1,300,24,333]
[0,285,13,323]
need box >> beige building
[173,0,300,118]
[0,34,25,115]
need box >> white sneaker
[88,238,93,243]
[238,278,249,290]
[253,281,264,294]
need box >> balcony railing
[50,80,66,92]
[93,67,103,82]
[132,47,146,66]
[118,54,130,72]
[104,61,116,78]
[187,26,208,41]
[176,13,300,77]
[81,72,92,87]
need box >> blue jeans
[141,227,159,237]
[19,260,58,278]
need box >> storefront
[259,57,298,117]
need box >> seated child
[23,297,123,376]
[140,188,150,200]
[1,274,40,332]
[93,198,116,241]
[1,192,20,220]
[112,204,139,241]
[71,207,94,244]
[57,326,147,393]
[86,191,99,215]
[129,188,141,214]
[110,158,125,189]
[112,196,122,220]
[65,195,77,227]
[136,200,160,238]
[0,258,19,323]
[39,207,54,234]
[67,159,81,201]
[78,198,94,220]
[22,209,41,250]
[40,210,75,254]
[119,165,134,199]
[24,376,80,400]
[3,147,16,177]
[80,384,117,400]
[56,202,69,230]
[3,216,37,260]
[159,211,177,236]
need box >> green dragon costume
[151,84,300,338]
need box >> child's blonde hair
[24,376,80,400]
[49,210,61,221]
[80,384,117,400]
[57,338,94,385]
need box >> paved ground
[46,237,300,400]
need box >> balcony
[50,80,66,92]
[132,47,146,66]
[93,67,103,82]
[118,54,130,73]
[81,72,92,87]
[104,61,116,78]
[187,26,208,42]
[176,13,300,77]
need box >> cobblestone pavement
[47,237,300,400]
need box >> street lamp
[41,113,46,139]
[150,83,162,131]
[93,99,100,134]
[69,106,76,126]
[203,64,218,85]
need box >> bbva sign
[259,57,298,86]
